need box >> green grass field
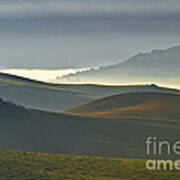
[0,149,179,180]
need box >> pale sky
[0,0,180,68]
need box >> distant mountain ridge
[60,45,180,86]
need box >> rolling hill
[0,95,180,159]
[65,92,180,121]
[0,72,179,112]
[60,45,180,87]
[0,73,94,112]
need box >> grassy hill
[0,149,179,180]
[65,92,180,121]
[0,96,180,159]
[0,73,94,112]
[0,73,179,112]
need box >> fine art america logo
[145,136,180,170]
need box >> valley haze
[1,45,180,89]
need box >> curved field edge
[0,149,179,180]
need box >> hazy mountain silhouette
[61,45,180,86]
